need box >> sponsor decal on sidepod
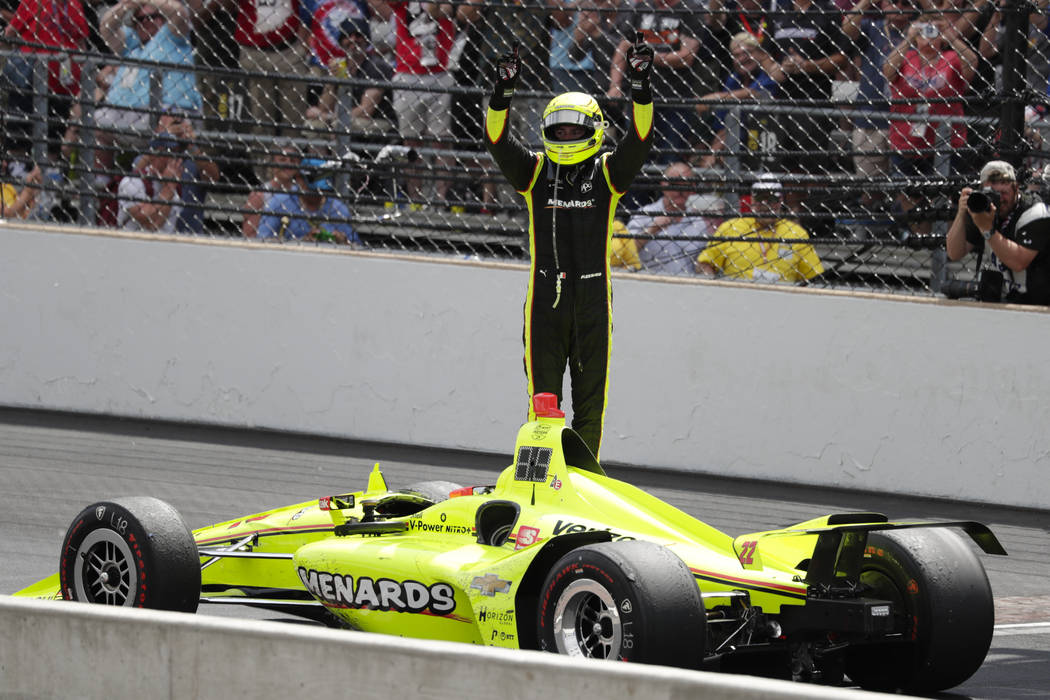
[298,567,456,614]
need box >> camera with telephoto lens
[942,268,1006,302]
[967,187,1000,213]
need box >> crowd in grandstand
[1,0,1049,300]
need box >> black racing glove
[626,32,654,105]
[490,44,520,111]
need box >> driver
[484,39,654,458]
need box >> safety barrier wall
[2,223,1048,510]
[0,596,902,700]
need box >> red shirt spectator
[4,0,89,95]
[390,0,455,74]
[885,16,977,153]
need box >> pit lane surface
[2,408,1047,699]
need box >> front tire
[59,497,201,612]
[845,528,995,693]
[536,541,706,669]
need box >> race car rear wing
[733,513,1006,586]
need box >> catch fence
[1,0,1047,297]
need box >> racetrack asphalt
[1,407,1047,699]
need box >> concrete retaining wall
[2,223,1047,509]
[0,596,899,700]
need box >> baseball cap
[979,160,1016,184]
[147,135,183,154]
[338,17,371,42]
[751,175,782,198]
[300,157,333,192]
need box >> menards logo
[546,198,595,209]
[297,567,456,615]
[551,519,635,541]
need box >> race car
[15,393,1006,693]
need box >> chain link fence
[2,0,1048,296]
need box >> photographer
[946,161,1050,305]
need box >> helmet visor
[542,109,597,142]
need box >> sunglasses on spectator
[134,12,162,23]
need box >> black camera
[942,268,1005,302]
[968,188,1000,213]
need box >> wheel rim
[72,529,137,606]
[551,579,622,659]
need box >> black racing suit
[485,99,653,458]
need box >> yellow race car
[16,394,1006,693]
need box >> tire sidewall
[849,529,994,692]
[537,548,646,662]
[60,501,153,607]
[59,497,201,612]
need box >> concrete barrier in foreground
[0,596,903,700]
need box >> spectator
[946,160,1050,305]
[307,0,366,65]
[842,0,915,210]
[156,110,221,234]
[0,152,42,219]
[257,157,359,243]
[243,140,303,237]
[206,0,312,134]
[116,135,185,232]
[94,0,202,183]
[695,176,824,283]
[764,0,850,186]
[627,161,713,275]
[883,14,976,235]
[550,0,622,96]
[608,0,715,163]
[696,31,780,169]
[305,15,393,133]
[1,0,89,139]
[609,218,643,270]
[368,0,458,204]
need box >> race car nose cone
[533,393,565,418]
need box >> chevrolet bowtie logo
[470,573,512,597]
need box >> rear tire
[845,529,994,693]
[536,540,706,669]
[59,497,201,612]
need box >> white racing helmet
[541,92,608,166]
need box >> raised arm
[484,45,542,192]
[606,35,654,193]
[100,0,133,54]
[154,0,192,39]
[842,0,873,41]
[883,24,918,82]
